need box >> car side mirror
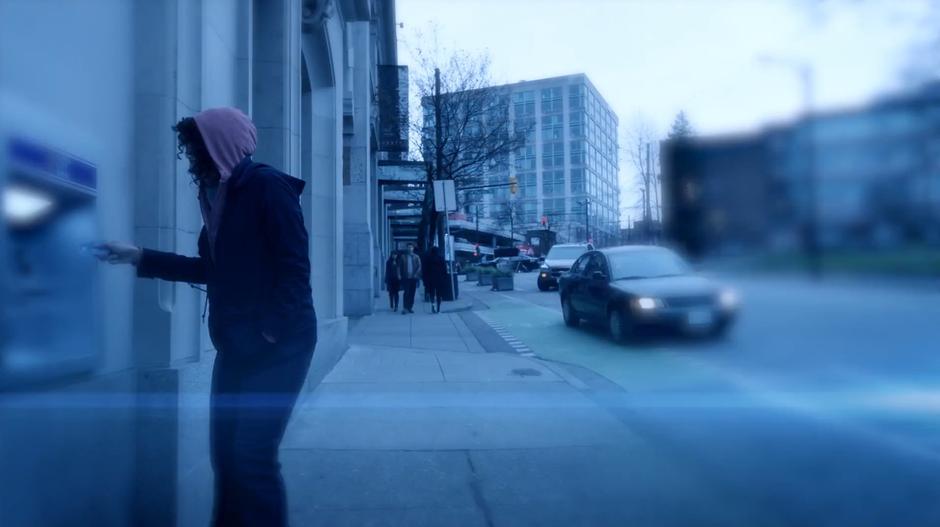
[591,271,606,281]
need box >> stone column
[131,0,205,524]
[252,0,302,175]
[342,20,375,316]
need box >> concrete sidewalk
[278,301,743,526]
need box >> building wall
[662,83,940,255]
[486,74,620,246]
[0,0,395,525]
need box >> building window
[569,112,584,139]
[517,171,537,197]
[541,113,563,141]
[543,197,566,217]
[542,141,564,169]
[570,168,584,194]
[570,140,584,165]
[522,200,538,223]
[568,84,584,110]
[542,169,565,195]
[514,145,536,171]
[513,91,535,117]
[541,87,563,113]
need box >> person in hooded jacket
[95,107,316,527]
[425,246,448,313]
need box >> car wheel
[608,307,630,343]
[537,281,548,292]
[562,296,580,327]
[709,320,731,340]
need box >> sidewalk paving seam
[464,450,496,527]
[433,352,448,381]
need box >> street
[454,270,940,526]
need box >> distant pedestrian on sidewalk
[425,246,448,313]
[94,107,316,527]
[398,242,422,314]
[385,251,401,312]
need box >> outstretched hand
[91,242,142,266]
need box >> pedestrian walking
[93,107,316,527]
[397,242,422,314]
[424,246,448,313]
[385,251,401,312]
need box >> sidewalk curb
[536,359,591,391]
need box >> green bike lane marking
[477,295,940,461]
[477,300,736,394]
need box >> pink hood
[193,107,257,181]
[193,107,257,259]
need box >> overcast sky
[395,0,934,219]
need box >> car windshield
[546,246,586,260]
[607,249,690,280]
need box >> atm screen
[0,136,99,388]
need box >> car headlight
[719,289,739,309]
[633,297,663,311]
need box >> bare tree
[494,198,527,247]
[406,38,529,251]
[623,116,662,241]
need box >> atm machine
[0,131,100,388]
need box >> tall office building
[484,74,621,246]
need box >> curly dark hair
[173,117,218,185]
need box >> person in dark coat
[95,107,316,527]
[425,246,448,313]
[385,252,401,311]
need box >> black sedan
[558,246,739,342]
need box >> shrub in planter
[477,266,494,286]
[491,269,514,291]
[464,266,480,281]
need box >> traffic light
[509,175,518,195]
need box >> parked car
[537,243,591,291]
[557,245,739,342]
[497,255,542,273]
[477,256,498,269]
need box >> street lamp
[758,55,821,278]
[579,197,591,244]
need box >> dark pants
[426,281,442,309]
[210,327,316,527]
[402,278,418,311]
[387,284,400,310]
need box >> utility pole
[800,65,821,278]
[758,56,821,278]
[645,143,653,243]
[509,202,515,248]
[583,198,591,244]
[475,204,480,257]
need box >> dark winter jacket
[425,254,448,290]
[137,157,317,354]
[385,256,400,288]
